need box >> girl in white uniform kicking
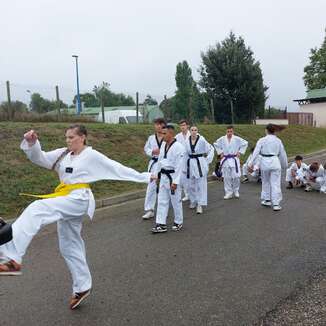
[0,125,151,309]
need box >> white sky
[0,0,325,110]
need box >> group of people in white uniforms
[286,156,326,193]
[0,124,153,310]
[142,119,215,233]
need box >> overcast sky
[0,0,325,110]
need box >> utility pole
[101,86,105,123]
[55,85,61,119]
[136,92,139,124]
[6,81,12,120]
[230,98,235,125]
[210,98,214,123]
[72,55,81,115]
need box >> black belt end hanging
[0,218,13,246]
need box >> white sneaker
[196,205,203,214]
[189,202,196,209]
[234,191,240,199]
[142,211,154,220]
[224,193,233,200]
[305,185,313,192]
[261,200,272,207]
[182,195,189,202]
[273,205,282,211]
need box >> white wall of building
[299,102,326,127]
[255,119,288,125]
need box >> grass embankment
[1,122,326,218]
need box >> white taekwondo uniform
[0,139,150,294]
[185,135,214,206]
[300,164,325,190]
[286,161,308,184]
[214,135,248,196]
[176,131,191,197]
[249,134,288,206]
[153,139,185,225]
[143,134,163,211]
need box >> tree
[0,101,28,120]
[30,93,55,113]
[93,84,135,107]
[199,32,267,123]
[175,61,194,121]
[303,29,326,90]
[143,95,158,105]
[73,92,99,107]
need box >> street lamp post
[72,55,81,115]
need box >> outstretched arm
[87,150,151,183]
[20,130,67,170]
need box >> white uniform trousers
[188,176,208,206]
[156,181,183,225]
[223,167,240,195]
[180,172,189,197]
[144,180,157,211]
[0,196,92,294]
[261,169,282,205]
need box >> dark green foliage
[199,32,267,123]
[304,29,326,90]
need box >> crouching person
[286,155,308,189]
[242,147,261,183]
[302,162,324,192]
[152,124,185,233]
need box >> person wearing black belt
[151,124,185,233]
[248,124,288,211]
[176,120,191,202]
[185,126,214,214]
[142,118,166,219]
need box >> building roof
[294,88,326,104]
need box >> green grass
[1,122,326,218]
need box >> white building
[294,88,326,127]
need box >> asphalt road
[2,158,326,325]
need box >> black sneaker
[286,182,293,189]
[241,176,249,184]
[171,223,183,231]
[151,224,167,233]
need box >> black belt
[148,157,158,172]
[260,154,276,157]
[157,168,175,195]
[187,153,204,179]
[0,218,13,246]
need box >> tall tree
[303,29,326,90]
[199,32,267,123]
[175,61,194,121]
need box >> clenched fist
[24,130,38,145]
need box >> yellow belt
[20,182,90,199]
